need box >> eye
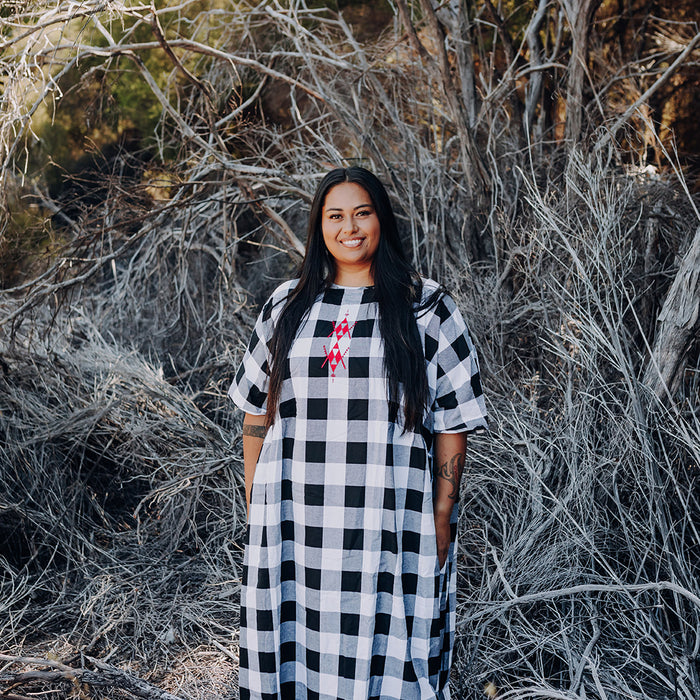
[357,209,371,217]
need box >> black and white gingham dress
[229,279,487,700]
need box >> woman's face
[321,181,381,285]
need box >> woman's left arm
[433,431,468,568]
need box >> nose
[342,217,357,234]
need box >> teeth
[341,239,363,247]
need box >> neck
[333,265,374,287]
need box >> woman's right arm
[242,412,268,519]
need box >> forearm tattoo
[243,423,268,438]
[436,453,465,500]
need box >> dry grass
[1,154,697,699]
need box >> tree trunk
[563,0,602,145]
[524,0,549,134]
[456,0,478,128]
[643,224,700,399]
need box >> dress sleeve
[430,293,488,434]
[228,295,277,416]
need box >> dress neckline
[330,283,375,290]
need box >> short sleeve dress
[229,278,488,700]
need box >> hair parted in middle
[265,166,442,432]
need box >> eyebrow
[325,203,374,212]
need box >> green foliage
[30,24,167,184]
[28,0,234,185]
[0,194,58,288]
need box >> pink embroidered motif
[322,313,356,377]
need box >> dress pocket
[249,432,274,507]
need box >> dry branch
[0,654,186,700]
[595,31,700,153]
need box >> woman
[229,167,487,699]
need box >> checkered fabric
[229,278,488,700]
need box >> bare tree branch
[594,30,700,153]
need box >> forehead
[322,181,372,209]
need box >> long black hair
[265,167,439,432]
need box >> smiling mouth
[339,238,364,248]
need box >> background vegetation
[0,1,698,698]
